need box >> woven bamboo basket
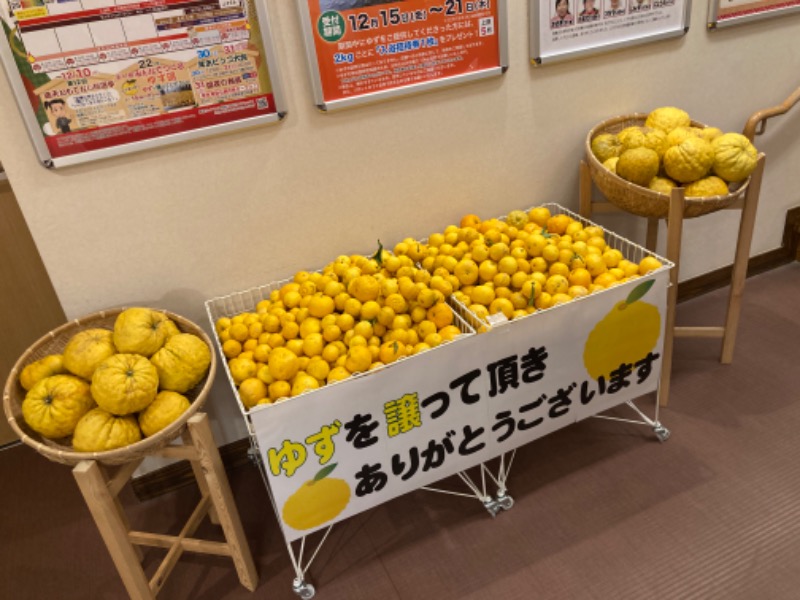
[586,113,751,219]
[2,308,216,466]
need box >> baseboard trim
[677,205,800,302]
[132,206,800,502]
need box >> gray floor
[2,263,799,600]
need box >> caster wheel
[293,579,315,599]
[654,424,671,443]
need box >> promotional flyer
[298,0,507,110]
[0,0,284,165]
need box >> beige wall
[1,1,799,467]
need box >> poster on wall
[0,0,287,168]
[708,0,800,28]
[296,0,508,111]
[530,0,690,64]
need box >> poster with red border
[0,0,287,168]
[708,0,800,28]
[297,0,507,111]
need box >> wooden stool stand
[72,413,258,599]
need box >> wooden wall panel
[0,170,66,446]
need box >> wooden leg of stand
[187,414,258,592]
[646,218,659,253]
[721,154,765,364]
[73,460,153,600]
[579,160,593,219]
[658,189,685,407]
[106,461,145,561]
[182,428,219,525]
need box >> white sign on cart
[250,272,669,542]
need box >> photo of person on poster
[629,0,651,11]
[578,0,600,21]
[551,0,574,28]
[604,0,626,16]
[320,0,402,9]
[44,99,72,134]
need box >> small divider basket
[450,203,672,330]
[586,113,751,219]
[2,308,216,466]
[204,273,476,429]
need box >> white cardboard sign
[251,270,668,542]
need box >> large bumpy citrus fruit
[665,126,700,148]
[19,354,67,391]
[22,374,94,439]
[91,353,159,415]
[712,133,758,183]
[642,129,668,159]
[663,137,715,183]
[138,390,191,437]
[113,307,171,357]
[583,281,661,380]
[72,408,142,452]
[603,157,619,174]
[616,147,660,186]
[698,127,723,143]
[617,126,648,152]
[63,328,116,380]
[282,465,351,531]
[685,176,729,198]
[149,333,211,393]
[645,106,691,133]
[591,133,622,163]
[649,176,677,195]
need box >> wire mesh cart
[205,204,674,598]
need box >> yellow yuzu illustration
[282,466,351,531]
[583,281,661,380]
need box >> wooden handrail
[743,85,800,141]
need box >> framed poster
[530,0,690,65]
[708,0,800,28]
[0,0,287,168]
[297,0,508,112]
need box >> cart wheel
[496,491,514,512]
[653,423,670,443]
[483,492,514,517]
[293,578,316,599]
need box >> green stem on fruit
[372,240,384,266]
